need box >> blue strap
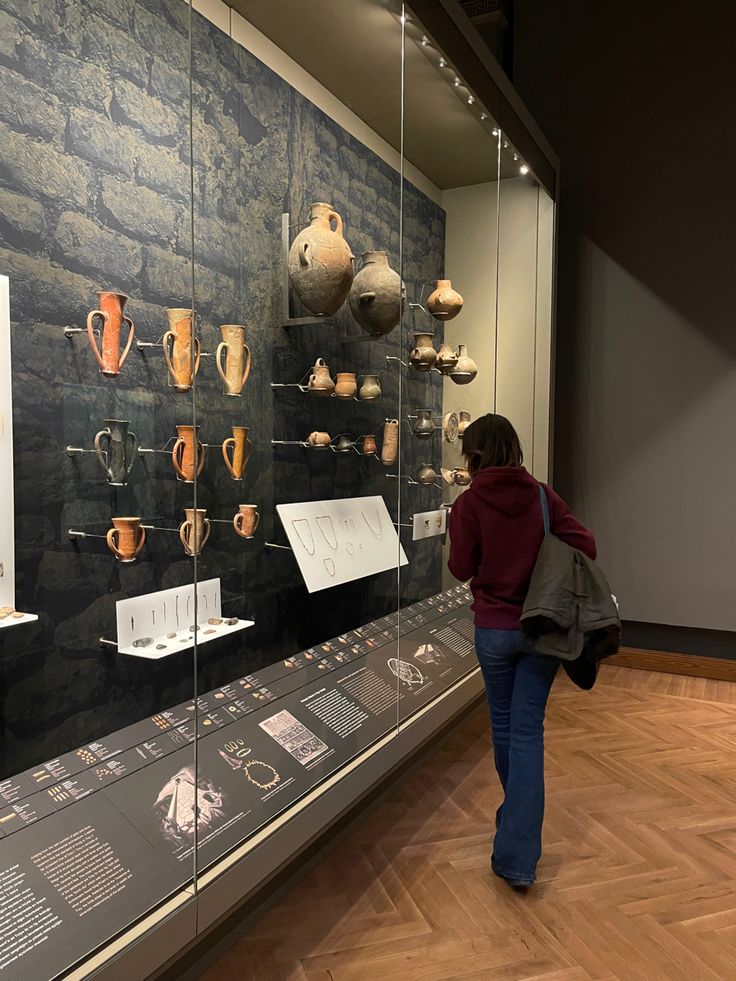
[538,484,550,535]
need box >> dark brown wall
[511,0,736,636]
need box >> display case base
[119,618,255,659]
[0,611,39,629]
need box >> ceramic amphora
[172,424,205,483]
[86,291,135,377]
[106,517,145,563]
[222,425,253,480]
[163,308,201,392]
[349,251,404,337]
[233,504,260,539]
[288,203,355,316]
[179,508,211,556]
[94,419,137,486]
[427,279,464,321]
[216,324,252,396]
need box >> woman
[448,413,596,888]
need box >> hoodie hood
[467,466,540,517]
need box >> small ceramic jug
[233,504,260,539]
[179,508,211,556]
[449,344,478,385]
[361,435,377,456]
[381,419,399,466]
[453,468,472,486]
[414,463,438,486]
[427,279,464,321]
[86,291,135,377]
[172,424,205,483]
[458,410,472,436]
[334,372,358,400]
[435,342,459,375]
[334,434,353,453]
[409,332,437,371]
[307,358,335,397]
[412,409,435,439]
[106,516,145,563]
[222,425,253,480]
[216,324,252,396]
[308,431,331,447]
[358,374,381,400]
[94,419,137,486]
[163,308,201,392]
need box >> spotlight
[520,164,529,175]
[467,95,474,105]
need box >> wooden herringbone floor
[200,666,736,981]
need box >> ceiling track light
[453,76,461,87]
[439,57,446,68]
[520,164,529,175]
[421,35,429,46]
[480,112,488,120]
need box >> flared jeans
[475,627,559,884]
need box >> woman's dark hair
[461,413,523,474]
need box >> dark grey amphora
[94,419,138,486]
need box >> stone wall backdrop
[0,0,446,774]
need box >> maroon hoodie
[448,467,597,629]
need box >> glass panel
[0,0,198,973]
[497,137,554,480]
[188,0,406,877]
[394,8,493,717]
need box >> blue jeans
[475,627,559,884]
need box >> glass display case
[0,1,557,977]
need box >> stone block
[141,244,192,304]
[133,6,188,70]
[112,77,182,144]
[0,245,99,326]
[339,144,369,183]
[0,186,45,248]
[37,551,116,594]
[53,210,143,284]
[0,0,41,29]
[0,9,21,66]
[180,211,241,274]
[20,36,111,113]
[67,106,135,178]
[135,141,191,203]
[84,0,136,32]
[81,13,148,88]
[150,58,189,107]
[0,122,92,209]
[99,175,183,246]
[0,64,65,145]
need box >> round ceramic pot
[411,409,435,439]
[334,372,357,400]
[435,342,459,375]
[288,202,355,316]
[334,434,353,453]
[358,374,381,400]
[415,463,438,486]
[427,279,464,321]
[348,250,404,337]
[409,332,437,371]
[449,344,478,385]
[361,435,377,456]
[308,431,331,447]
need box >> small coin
[11,611,25,619]
[189,625,200,632]
[0,606,14,614]
[0,612,9,620]
[224,617,238,626]
[208,617,223,626]
[156,644,167,650]
[204,629,216,635]
[133,637,154,648]
[167,633,177,639]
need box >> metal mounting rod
[99,638,118,649]
[66,446,97,455]
[264,542,292,550]
[140,524,179,534]
[68,529,106,540]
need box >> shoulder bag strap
[538,483,550,535]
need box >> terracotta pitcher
[307,358,335,397]
[233,504,260,539]
[381,419,399,466]
[449,344,478,385]
[287,202,355,316]
[216,324,251,397]
[179,508,211,556]
[409,332,437,371]
[163,308,201,391]
[427,279,464,321]
[94,419,137,486]
[86,291,135,377]
[172,424,205,483]
[106,517,145,563]
[222,425,253,480]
